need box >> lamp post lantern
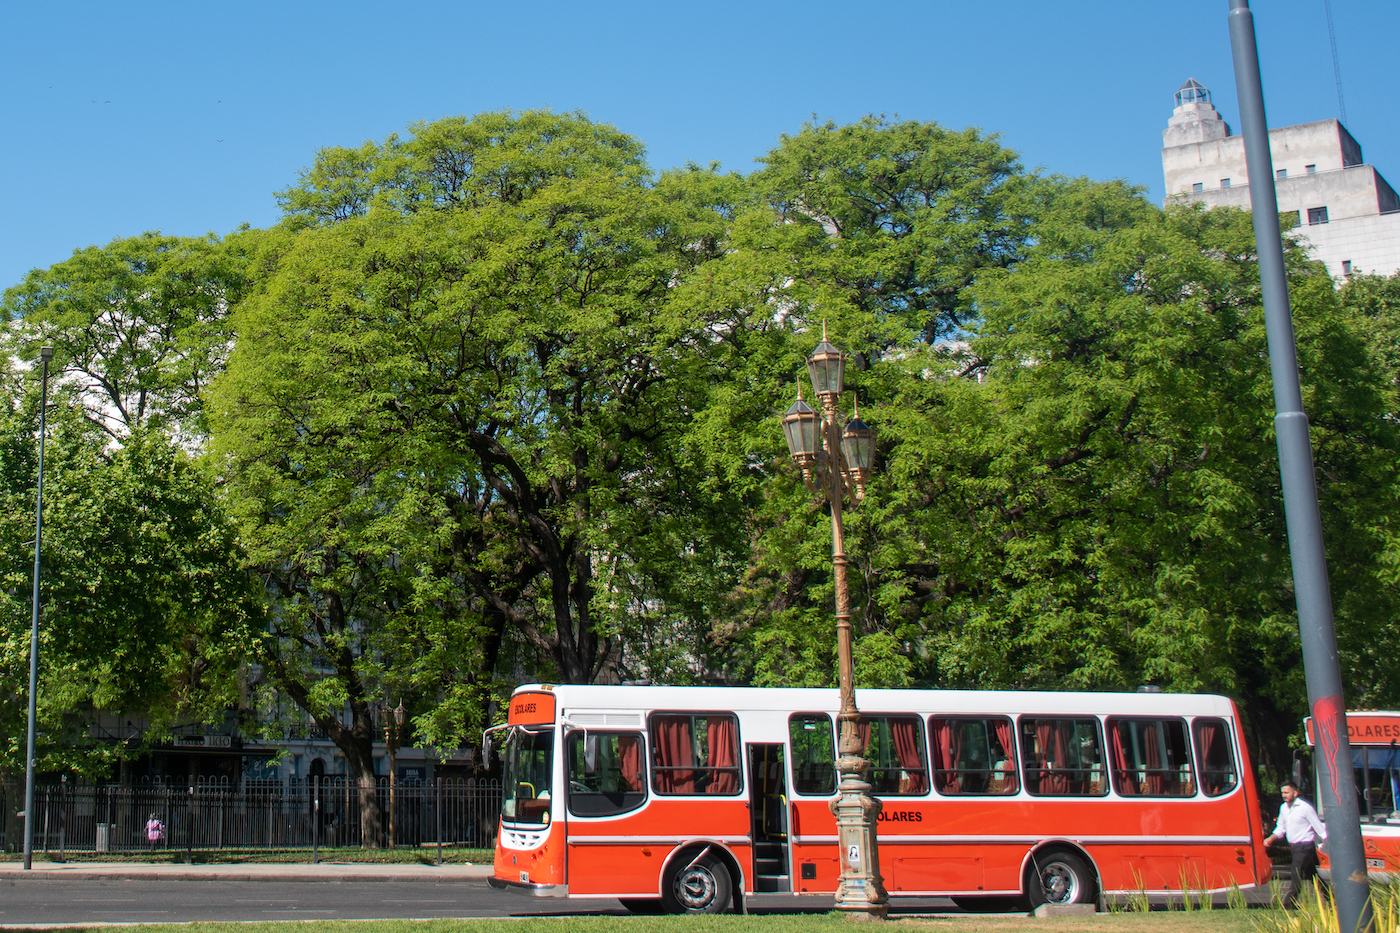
[23,346,55,872]
[386,700,406,847]
[781,329,887,919]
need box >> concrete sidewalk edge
[0,862,496,882]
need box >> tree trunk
[277,677,383,848]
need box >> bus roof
[509,684,1239,719]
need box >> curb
[0,864,496,883]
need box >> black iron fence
[9,777,502,856]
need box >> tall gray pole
[23,346,53,872]
[1226,4,1373,931]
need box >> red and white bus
[1306,710,1400,882]
[487,684,1268,913]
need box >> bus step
[756,874,791,893]
[756,857,786,874]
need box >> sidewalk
[0,860,496,883]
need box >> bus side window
[862,715,929,796]
[789,713,836,795]
[650,712,742,796]
[1020,717,1107,796]
[1193,718,1239,797]
[566,731,647,817]
[930,717,1018,796]
[1108,718,1194,797]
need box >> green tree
[207,111,749,842]
[0,360,255,832]
[857,199,1400,774]
[1,231,256,442]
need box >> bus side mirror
[584,735,599,774]
[1293,755,1304,791]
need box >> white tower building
[1161,78,1400,278]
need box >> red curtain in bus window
[1037,721,1072,794]
[1110,723,1136,795]
[1197,720,1221,795]
[654,717,696,794]
[994,719,1016,792]
[619,735,644,792]
[934,720,960,794]
[891,719,927,794]
[706,717,739,794]
[1144,722,1164,795]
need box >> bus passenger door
[748,743,791,893]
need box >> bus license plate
[1368,858,1385,869]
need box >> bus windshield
[502,727,554,825]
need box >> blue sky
[3,1,1397,292]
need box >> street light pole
[23,347,54,872]
[386,700,405,847]
[782,329,886,919]
[1225,4,1373,932]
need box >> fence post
[185,785,193,865]
[436,778,443,866]
[57,776,66,863]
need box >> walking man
[1263,780,1327,908]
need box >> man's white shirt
[1276,798,1327,844]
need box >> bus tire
[1032,850,1097,906]
[661,852,732,914]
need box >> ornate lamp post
[781,330,886,919]
[23,347,54,872]
[385,700,406,846]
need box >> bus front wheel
[661,852,732,914]
[1033,850,1097,906]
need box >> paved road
[0,862,1280,925]
[0,878,905,924]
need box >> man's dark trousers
[1286,841,1320,908]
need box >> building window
[1220,178,1231,188]
[1282,210,1301,227]
[1308,206,1329,226]
[1276,168,1288,180]
[1342,260,1353,276]
[1306,164,1317,174]
[1192,182,1203,192]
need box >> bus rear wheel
[1033,850,1097,906]
[661,852,732,914]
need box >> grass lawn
[0,911,1272,933]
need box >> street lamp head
[842,415,876,472]
[782,393,821,464]
[842,413,877,500]
[807,338,845,399]
[39,347,54,364]
[394,700,407,727]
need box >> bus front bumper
[488,875,569,898]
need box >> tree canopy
[6,108,1400,799]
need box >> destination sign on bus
[1305,714,1400,745]
[508,691,556,726]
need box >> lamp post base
[829,754,888,920]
